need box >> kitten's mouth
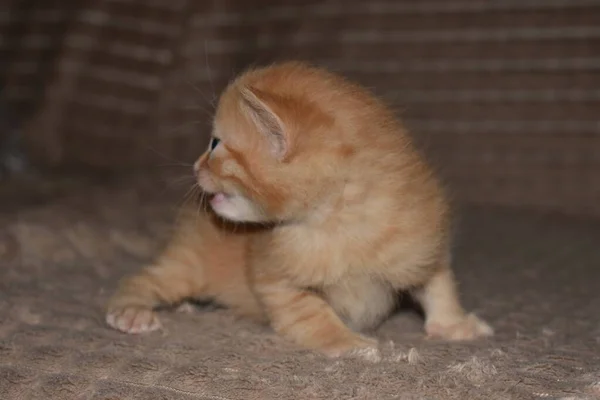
[207,191,265,223]
[210,192,231,206]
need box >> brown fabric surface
[1,176,599,399]
[1,1,600,217]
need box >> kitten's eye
[209,137,221,151]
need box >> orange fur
[106,61,492,356]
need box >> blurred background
[1,0,599,217]
[2,3,600,397]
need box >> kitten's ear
[240,86,290,161]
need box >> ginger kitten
[106,61,493,356]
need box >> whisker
[178,183,200,211]
[159,120,203,136]
[204,39,218,107]
[185,77,216,114]
[165,175,196,188]
[142,142,193,168]
[198,190,209,216]
[157,163,193,169]
[181,103,215,115]
[179,98,214,119]
[202,191,209,214]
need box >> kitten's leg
[324,278,397,332]
[254,278,378,357]
[413,262,493,340]
[106,244,207,334]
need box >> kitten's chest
[271,223,386,286]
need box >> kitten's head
[194,62,367,223]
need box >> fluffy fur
[106,61,492,356]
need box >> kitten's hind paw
[322,334,381,361]
[425,313,493,341]
[106,305,162,334]
[343,345,382,363]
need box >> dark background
[1,0,599,216]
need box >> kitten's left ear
[240,86,291,161]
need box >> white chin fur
[210,194,265,222]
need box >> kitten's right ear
[239,86,290,161]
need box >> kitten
[106,61,493,357]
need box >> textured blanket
[1,176,599,399]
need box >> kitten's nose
[193,159,201,176]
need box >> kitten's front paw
[425,313,493,341]
[322,335,380,361]
[106,305,162,334]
